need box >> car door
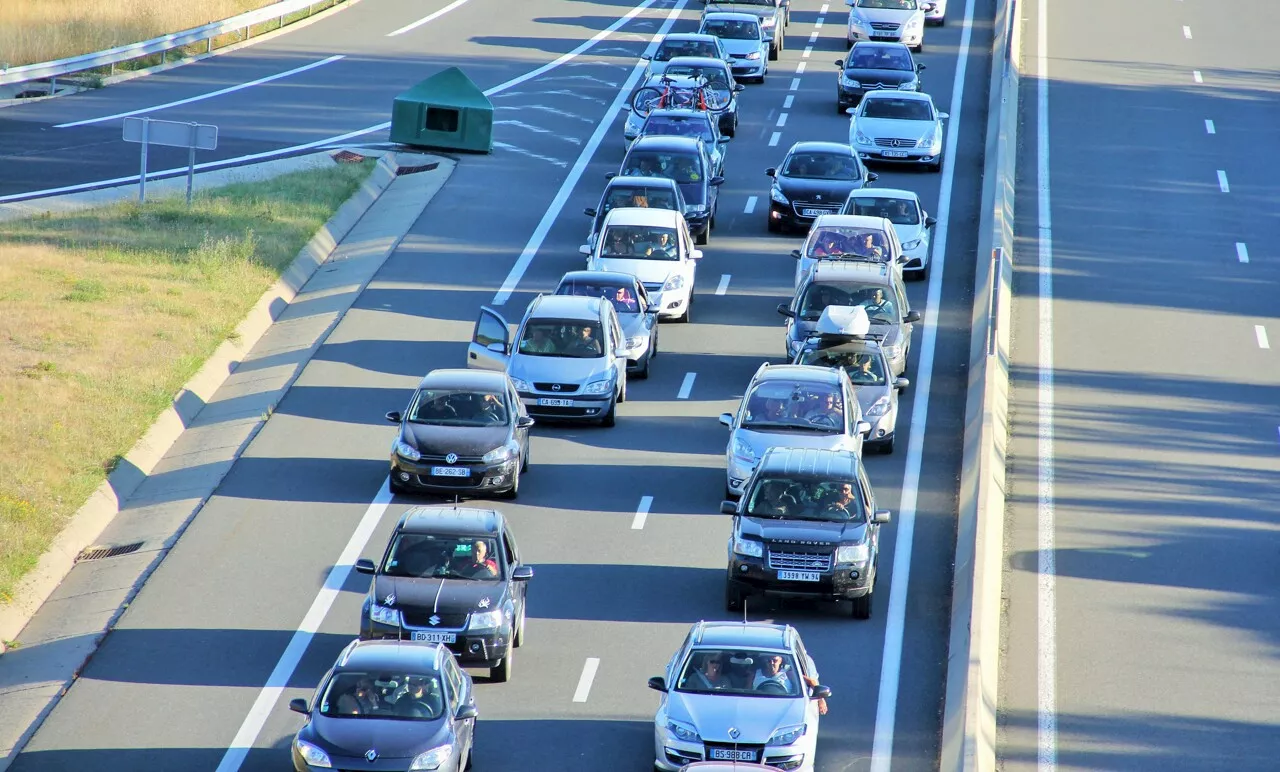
[606,308,627,384]
[444,657,476,763]
[792,638,823,730]
[699,142,720,216]
[468,307,511,371]
[857,463,879,556]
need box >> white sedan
[841,188,937,279]
[581,207,703,322]
[846,90,948,172]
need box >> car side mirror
[709,176,725,186]
[579,245,591,256]
[777,304,795,318]
[845,107,856,115]
[857,420,872,436]
[385,411,402,424]
[355,558,376,575]
[917,63,927,71]
[718,412,734,427]
[717,136,730,144]
[810,684,832,700]
[734,84,745,92]
[872,509,892,525]
[517,415,535,428]
[867,171,879,182]
[938,112,950,119]
[720,500,737,514]
[648,676,668,693]
[584,207,597,217]
[605,172,617,180]
[487,341,507,353]
[691,249,704,260]
[894,377,910,390]
[905,310,922,323]
[925,216,937,228]
[834,59,844,67]
[456,704,480,720]
[512,565,534,581]
[765,167,776,177]
[790,249,802,260]
[289,698,310,715]
[641,54,651,60]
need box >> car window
[862,98,933,120]
[407,389,509,427]
[319,671,446,720]
[517,320,604,358]
[655,39,719,61]
[382,534,503,581]
[845,197,920,225]
[782,152,861,181]
[702,19,760,40]
[557,279,642,314]
[622,151,704,183]
[664,64,731,90]
[741,380,845,431]
[848,47,913,71]
[475,312,506,347]
[600,224,682,261]
[799,348,888,385]
[745,476,867,522]
[799,281,898,323]
[444,658,466,713]
[857,0,917,8]
[501,531,517,568]
[806,226,890,259]
[893,276,910,315]
[677,649,801,696]
[644,114,715,142]
[858,465,875,512]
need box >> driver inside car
[452,539,499,580]
[751,654,797,693]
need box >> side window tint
[502,532,517,567]
[446,660,465,712]
[476,312,506,347]
[859,465,874,509]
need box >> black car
[584,176,687,251]
[386,368,533,499]
[765,141,877,233]
[722,447,891,619]
[289,639,477,772]
[617,135,724,245]
[835,42,924,113]
[357,506,533,682]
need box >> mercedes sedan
[847,90,948,171]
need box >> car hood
[619,312,654,338]
[739,515,869,545]
[509,352,612,386]
[855,116,936,142]
[719,38,763,56]
[843,67,916,86]
[853,6,920,23]
[853,381,893,411]
[401,423,507,457]
[734,426,854,458]
[889,220,926,246]
[707,3,778,20]
[374,574,506,614]
[591,257,684,285]
[776,175,865,202]
[309,715,449,760]
[668,691,806,743]
[680,181,708,206]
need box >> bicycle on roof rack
[630,74,732,118]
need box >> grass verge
[0,158,375,604]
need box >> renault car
[581,207,702,323]
[699,12,769,83]
[841,187,936,279]
[845,0,926,51]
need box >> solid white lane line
[1035,0,1058,770]
[1236,242,1249,263]
[1182,25,1192,39]
[783,95,794,108]
[803,46,813,58]
[573,658,601,702]
[214,483,394,772]
[1257,325,1271,350]
[744,196,758,214]
[777,113,789,127]
[795,61,807,74]
[492,0,687,304]
[1217,170,1230,192]
[677,372,697,400]
[716,274,732,295]
[1205,119,1216,134]
[789,77,801,90]
[632,496,654,529]
[55,55,345,128]
[388,0,475,36]
[868,0,976,768]
[769,131,782,146]
[1193,69,1203,83]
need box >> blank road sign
[122,117,218,150]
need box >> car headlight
[902,238,923,250]
[663,274,686,291]
[761,16,776,27]
[734,536,763,559]
[918,129,939,148]
[841,75,861,87]
[469,608,504,630]
[369,603,400,626]
[394,439,421,462]
[855,131,872,146]
[626,335,647,349]
[745,51,761,60]
[770,186,789,204]
[731,437,757,464]
[836,543,871,564]
[866,394,891,417]
[768,724,807,746]
[685,203,709,215]
[849,16,867,28]
[883,343,903,359]
[666,719,702,743]
[510,376,532,392]
[898,80,918,90]
[295,739,332,768]
[583,378,613,395]
[482,444,515,464]
[906,16,924,29]
[409,744,454,771]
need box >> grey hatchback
[554,270,660,378]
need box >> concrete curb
[938,0,1022,770]
[0,152,399,654]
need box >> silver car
[846,89,949,171]
[700,12,769,83]
[719,363,869,498]
[648,621,830,772]
[704,0,784,59]
[845,0,926,51]
[553,270,660,379]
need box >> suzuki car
[845,0,926,52]
[582,207,702,323]
[554,270,660,378]
[841,187,936,279]
[847,90,949,171]
[699,12,769,83]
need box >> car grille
[767,549,833,572]
[401,610,470,629]
[874,137,919,148]
[413,473,481,488]
[704,743,766,764]
[870,21,900,31]
[861,82,892,90]
[534,382,580,393]
[729,53,748,59]
[417,453,484,463]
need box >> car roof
[659,32,720,43]
[630,134,702,152]
[812,213,894,230]
[664,56,729,69]
[863,89,933,103]
[810,260,896,281]
[337,639,448,674]
[757,446,862,479]
[786,140,855,156]
[703,11,762,22]
[845,187,921,201]
[647,108,713,122]
[605,175,678,190]
[416,368,507,391]
[397,505,505,536]
[753,363,843,386]
[692,621,792,650]
[528,294,607,322]
[602,207,685,227]
[558,270,635,287]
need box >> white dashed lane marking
[777,113,789,127]
[744,196,758,214]
[716,274,732,295]
[796,61,807,74]
[769,131,782,146]
[1193,69,1203,83]
[573,658,601,702]
[803,46,812,58]
[784,95,794,108]
[1256,325,1270,350]
[1205,119,1215,134]
[632,496,654,530]
[1182,25,1192,39]
[1217,170,1230,192]
[1236,242,1249,263]
[677,372,697,399]
[789,77,801,90]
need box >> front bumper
[728,556,874,600]
[768,199,839,231]
[519,391,613,420]
[863,408,897,444]
[390,455,516,494]
[654,728,811,771]
[726,455,757,496]
[729,58,766,78]
[685,212,711,236]
[624,341,654,372]
[902,243,930,273]
[854,144,941,166]
[848,26,923,47]
[361,617,512,668]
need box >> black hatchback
[765,141,877,233]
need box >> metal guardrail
[0,0,349,88]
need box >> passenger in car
[567,325,602,357]
[685,654,732,691]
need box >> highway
[2,0,995,769]
[999,0,1280,770]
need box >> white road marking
[769,131,782,146]
[1193,69,1202,82]
[1257,325,1271,349]
[1217,170,1230,192]
[213,483,394,772]
[821,3,830,12]
[55,55,345,128]
[810,31,819,42]
[1236,242,1249,263]
[494,120,584,144]
[573,658,601,702]
[1182,25,1192,39]
[796,61,807,74]
[493,90,606,105]
[491,0,687,305]
[1034,0,1058,770]
[388,0,475,36]
[1205,119,1215,134]
[815,19,824,29]
[541,74,621,87]
[784,95,794,108]
[716,274,732,295]
[777,113,789,127]
[869,0,977,767]
[632,496,654,529]
[789,77,801,90]
[803,46,813,58]
[492,141,570,167]
[744,196,758,214]
[677,372,697,400]
[497,104,597,123]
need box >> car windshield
[862,98,933,120]
[622,151,705,184]
[702,19,759,40]
[711,0,774,6]
[645,115,715,142]
[655,40,719,61]
[599,187,679,222]
[847,48,913,71]
[664,64,731,90]
[381,533,502,580]
[407,389,508,427]
[517,320,605,358]
[799,347,889,385]
[741,380,845,432]
[844,197,920,225]
[746,477,867,522]
[858,0,917,9]
[800,281,899,323]
[601,225,681,261]
[676,649,801,697]
[782,152,861,181]
[557,280,643,314]
[806,226,890,259]
[319,671,446,721]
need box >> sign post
[122,117,219,204]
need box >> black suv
[357,506,533,682]
[721,447,890,619]
[616,134,724,245]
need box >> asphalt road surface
[1000,0,1280,770]
[4,0,995,768]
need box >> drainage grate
[76,542,144,562]
[332,150,367,163]
[397,162,440,176]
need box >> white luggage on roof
[815,305,870,336]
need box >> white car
[580,207,702,323]
[841,188,936,279]
[846,90,948,172]
[845,0,926,52]
[792,212,903,290]
[924,0,946,25]
[700,12,769,83]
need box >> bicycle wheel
[703,88,732,111]
[631,87,665,117]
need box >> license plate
[778,570,820,582]
[430,466,470,477]
[882,150,910,158]
[411,631,457,643]
[537,398,573,407]
[710,749,757,762]
[801,208,829,217]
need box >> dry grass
[0,159,374,603]
[0,0,282,67]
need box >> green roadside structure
[389,67,493,153]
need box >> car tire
[500,466,520,500]
[851,590,873,620]
[619,376,628,403]
[490,646,513,682]
[928,157,942,173]
[914,43,923,53]
[846,38,853,50]
[652,327,659,358]
[600,399,617,427]
[769,43,779,61]
[837,100,849,116]
[465,746,474,771]
[913,262,930,281]
[725,581,744,612]
[878,434,895,454]
[695,228,709,246]
[521,440,530,472]
[678,302,691,323]
[636,354,651,380]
